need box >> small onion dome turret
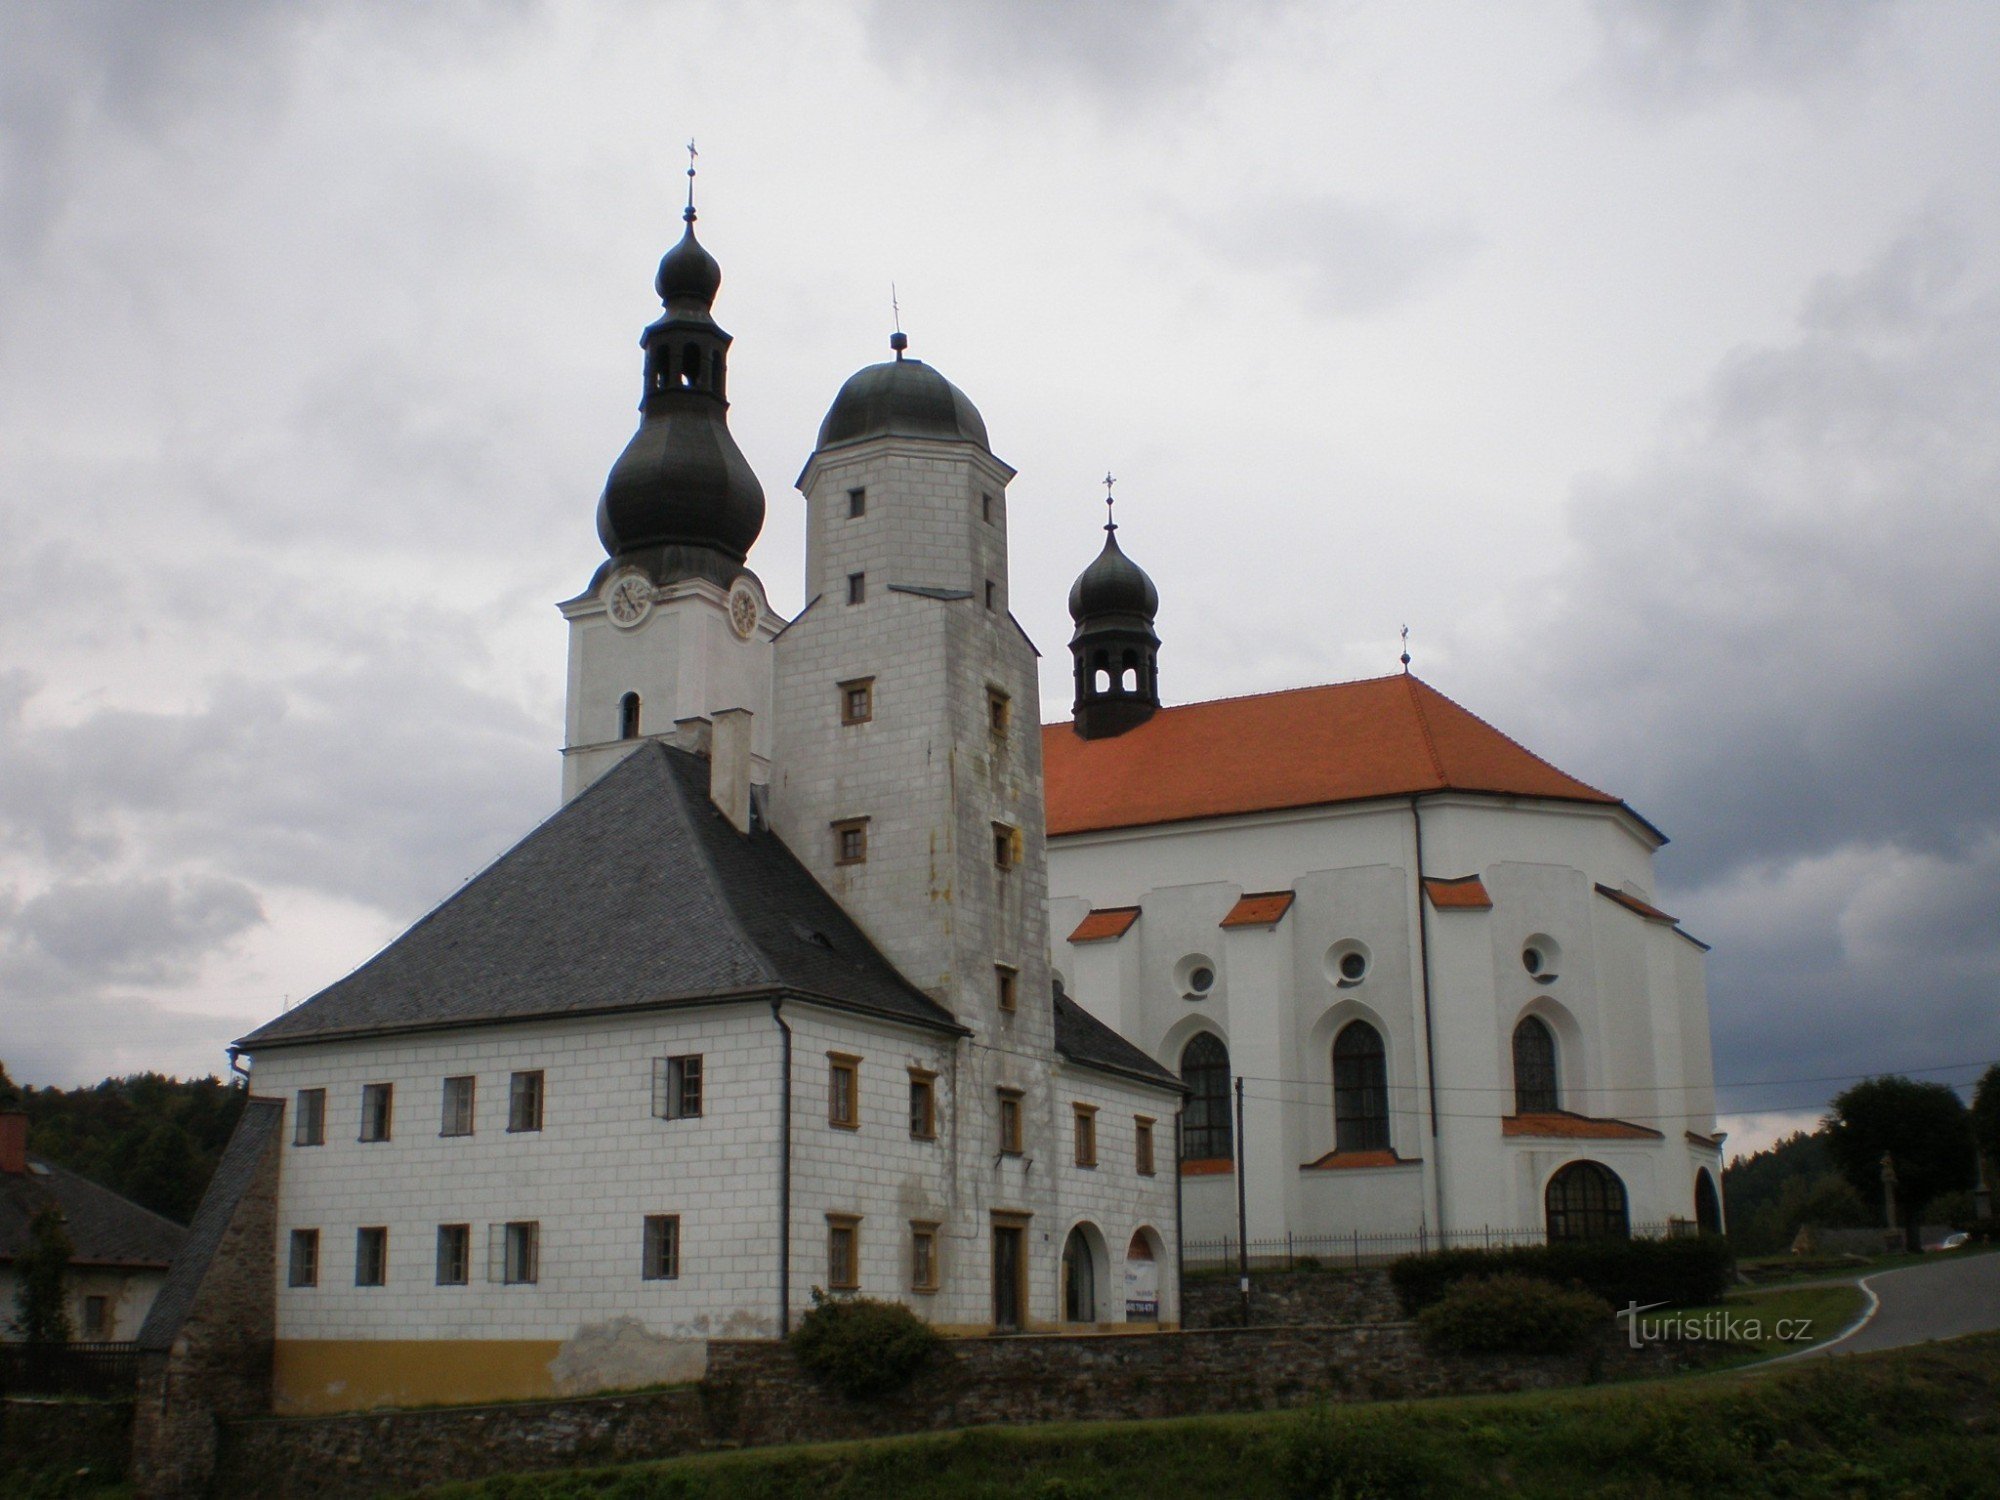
[1068,528,1159,628]
[654,219,721,307]
[816,338,990,451]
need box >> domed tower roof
[1068,528,1159,626]
[816,338,990,451]
[595,199,766,587]
[1066,480,1162,741]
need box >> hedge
[1389,1233,1734,1314]
[1415,1273,1612,1356]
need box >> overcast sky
[4,0,1996,1162]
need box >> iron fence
[1184,1220,1691,1272]
[0,1340,141,1399]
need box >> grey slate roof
[1052,981,1184,1092]
[0,1159,187,1269]
[238,743,963,1050]
[137,1096,281,1352]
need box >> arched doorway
[1062,1225,1101,1323]
[1694,1169,1723,1234]
[1545,1161,1630,1242]
[1124,1229,1161,1322]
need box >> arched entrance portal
[1124,1230,1161,1322]
[1694,1168,1723,1234]
[1545,1160,1630,1242]
[1062,1225,1102,1323]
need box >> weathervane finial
[684,139,698,223]
[1400,624,1412,672]
[1102,471,1117,533]
[890,283,907,357]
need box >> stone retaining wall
[1182,1267,1401,1328]
[1,1396,133,1488]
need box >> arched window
[1061,1226,1097,1322]
[1332,1020,1389,1153]
[1180,1033,1232,1162]
[1694,1169,1723,1235]
[1545,1161,1629,1242]
[1119,648,1139,692]
[680,343,702,387]
[619,692,641,740]
[1513,1015,1558,1114]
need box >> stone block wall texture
[1,1396,133,1487]
[206,1322,1699,1497]
[1181,1267,1401,1329]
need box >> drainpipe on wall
[1234,1076,1250,1323]
[771,1000,793,1336]
[1173,1108,1186,1328]
[1410,796,1448,1238]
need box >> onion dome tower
[594,177,765,588]
[1067,477,1160,739]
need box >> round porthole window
[1522,934,1561,983]
[1176,954,1218,1000]
[1324,940,1371,987]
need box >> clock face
[728,579,760,640]
[606,573,653,628]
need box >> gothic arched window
[619,692,641,741]
[1513,1015,1558,1114]
[1545,1161,1629,1242]
[1694,1169,1723,1235]
[1180,1033,1232,1163]
[1332,1020,1389,1153]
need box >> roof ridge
[1401,673,1450,786]
[1404,677,1618,803]
[1040,672,1412,729]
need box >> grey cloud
[0,872,263,994]
[1590,0,1899,109]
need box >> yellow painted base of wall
[274,1339,565,1415]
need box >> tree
[11,1206,74,1344]
[1973,1064,2000,1185]
[1824,1076,1975,1250]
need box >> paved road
[1795,1251,2000,1359]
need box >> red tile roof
[1043,674,1628,838]
[1220,891,1295,929]
[1594,884,1676,923]
[1502,1111,1663,1141]
[1068,906,1141,944]
[1300,1148,1417,1171]
[1423,875,1493,910]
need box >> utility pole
[1235,1076,1250,1325]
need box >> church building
[226,198,1182,1415]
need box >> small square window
[997,1088,1023,1155]
[288,1228,319,1288]
[1073,1104,1098,1168]
[829,1054,860,1129]
[1135,1117,1156,1177]
[653,1055,703,1119]
[492,1221,539,1285]
[996,964,1018,1013]
[840,678,874,725]
[987,688,1010,734]
[834,818,869,866]
[293,1088,326,1147]
[82,1295,110,1338]
[848,487,866,518]
[440,1075,475,1137]
[359,1083,393,1143]
[827,1214,860,1291]
[643,1214,681,1280]
[355,1226,388,1287]
[436,1224,470,1286]
[911,1222,939,1292]
[508,1070,544,1133]
[992,823,1017,870]
[908,1070,937,1140]
[847,571,866,605]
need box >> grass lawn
[1734,1242,1999,1287]
[1635,1281,1872,1365]
[414,1332,2000,1500]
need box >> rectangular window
[984,579,997,611]
[82,1295,110,1338]
[996,964,1018,1013]
[492,1221,539,1285]
[652,1055,704,1119]
[987,687,1010,734]
[1073,1104,1098,1168]
[508,1070,545,1133]
[355,1226,388,1287]
[998,1088,1023,1155]
[981,492,994,524]
[847,486,866,518]
[293,1088,326,1146]
[436,1224,470,1286]
[911,1222,939,1292]
[908,1070,937,1140]
[643,1214,681,1280]
[827,1214,860,1291]
[359,1083,393,1143]
[847,571,866,605]
[440,1075,475,1137]
[839,677,874,725]
[992,823,1017,870]
[1135,1116,1156,1176]
[833,817,869,866]
[288,1228,319,1288]
[829,1054,860,1129]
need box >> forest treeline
[0,1061,246,1226]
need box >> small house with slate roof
[226,201,1183,1415]
[1,1112,187,1342]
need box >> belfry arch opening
[619,693,641,740]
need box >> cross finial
[1102,471,1117,533]
[684,139,698,223]
[1400,624,1412,671]
[890,283,907,358]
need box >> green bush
[1278,1403,1444,1499]
[1415,1273,1610,1356]
[789,1289,940,1399]
[1389,1233,1734,1315]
